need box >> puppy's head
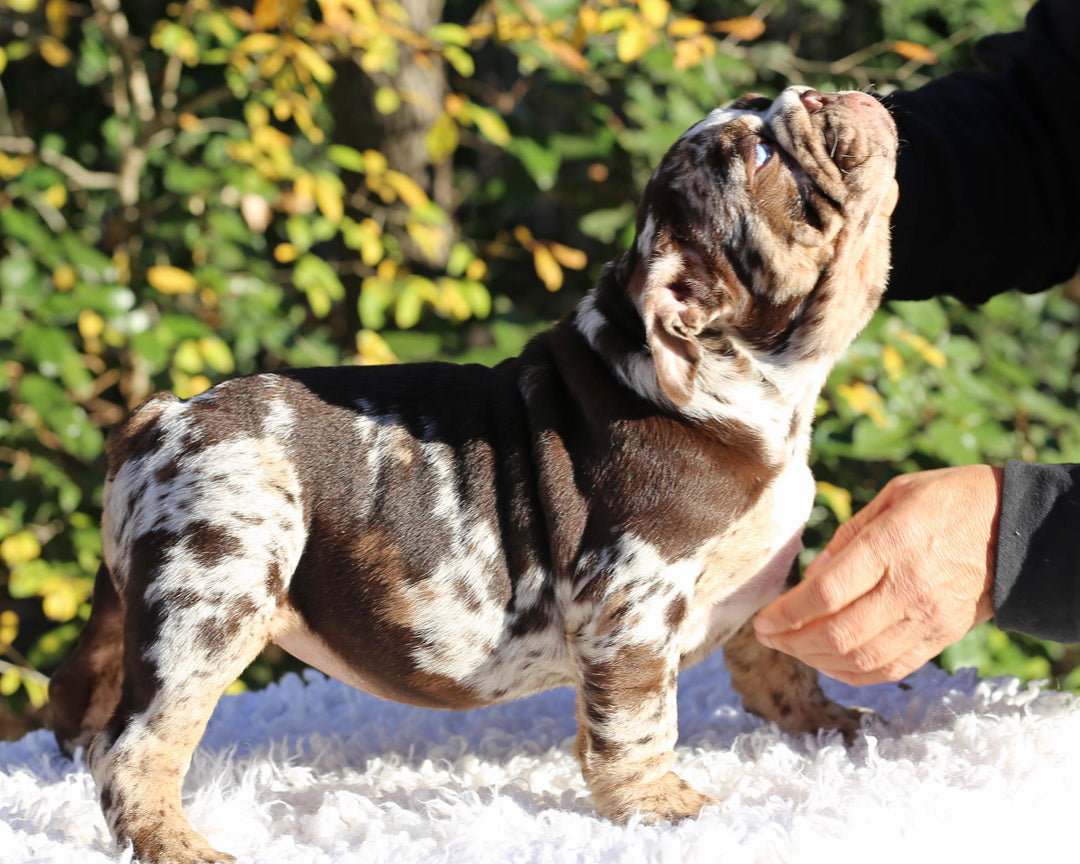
[627,86,899,408]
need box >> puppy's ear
[632,242,724,407]
[728,93,773,112]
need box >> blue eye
[755,141,773,168]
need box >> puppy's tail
[49,562,125,759]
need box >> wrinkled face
[628,86,900,407]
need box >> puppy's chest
[675,457,816,660]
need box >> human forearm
[884,0,1080,303]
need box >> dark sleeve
[882,0,1080,303]
[994,461,1080,642]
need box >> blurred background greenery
[2,0,1075,739]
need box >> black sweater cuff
[994,460,1080,642]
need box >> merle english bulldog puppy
[50,85,898,863]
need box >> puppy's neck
[573,260,839,466]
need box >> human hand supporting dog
[753,465,1003,686]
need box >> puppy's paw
[128,826,236,864]
[786,700,874,745]
[595,770,717,825]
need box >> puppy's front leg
[572,633,716,823]
[723,619,869,742]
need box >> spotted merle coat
[50,86,899,864]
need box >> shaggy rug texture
[2,651,1078,863]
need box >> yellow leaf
[39,37,71,67]
[355,218,384,267]
[78,309,105,340]
[52,264,77,291]
[362,149,388,177]
[896,329,947,368]
[596,8,633,34]
[45,0,69,40]
[252,0,282,29]
[437,277,472,322]
[882,343,904,382]
[173,339,203,374]
[0,610,18,647]
[385,170,430,210]
[513,224,535,248]
[533,244,563,291]
[0,152,30,181]
[673,37,702,70]
[356,329,398,366]
[314,174,345,224]
[425,111,459,163]
[359,33,397,73]
[245,102,270,128]
[43,585,79,622]
[465,258,487,282]
[148,265,198,295]
[638,0,670,29]
[0,669,19,698]
[0,531,41,566]
[43,182,67,209]
[550,243,587,270]
[714,16,766,41]
[274,242,299,263]
[616,17,649,63]
[668,16,705,38]
[198,337,235,375]
[837,382,887,427]
[892,40,939,65]
[816,481,853,523]
[0,46,8,76]
[236,33,281,55]
[465,103,511,147]
[291,38,335,84]
[374,86,401,115]
[406,220,447,263]
[176,374,211,399]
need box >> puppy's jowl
[51,86,899,863]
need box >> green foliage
[1,0,1068,732]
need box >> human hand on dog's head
[753,465,1001,686]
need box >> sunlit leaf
[533,244,563,292]
[668,17,705,38]
[638,0,670,29]
[147,265,198,295]
[0,531,41,567]
[374,86,401,114]
[425,111,459,163]
[714,16,766,41]
[892,40,939,65]
[463,103,511,147]
[443,45,475,77]
[428,22,472,47]
[815,481,852,523]
[616,17,649,63]
[356,329,398,365]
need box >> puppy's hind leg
[50,563,125,758]
[723,619,869,743]
[91,545,286,864]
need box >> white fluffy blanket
[2,652,1078,863]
